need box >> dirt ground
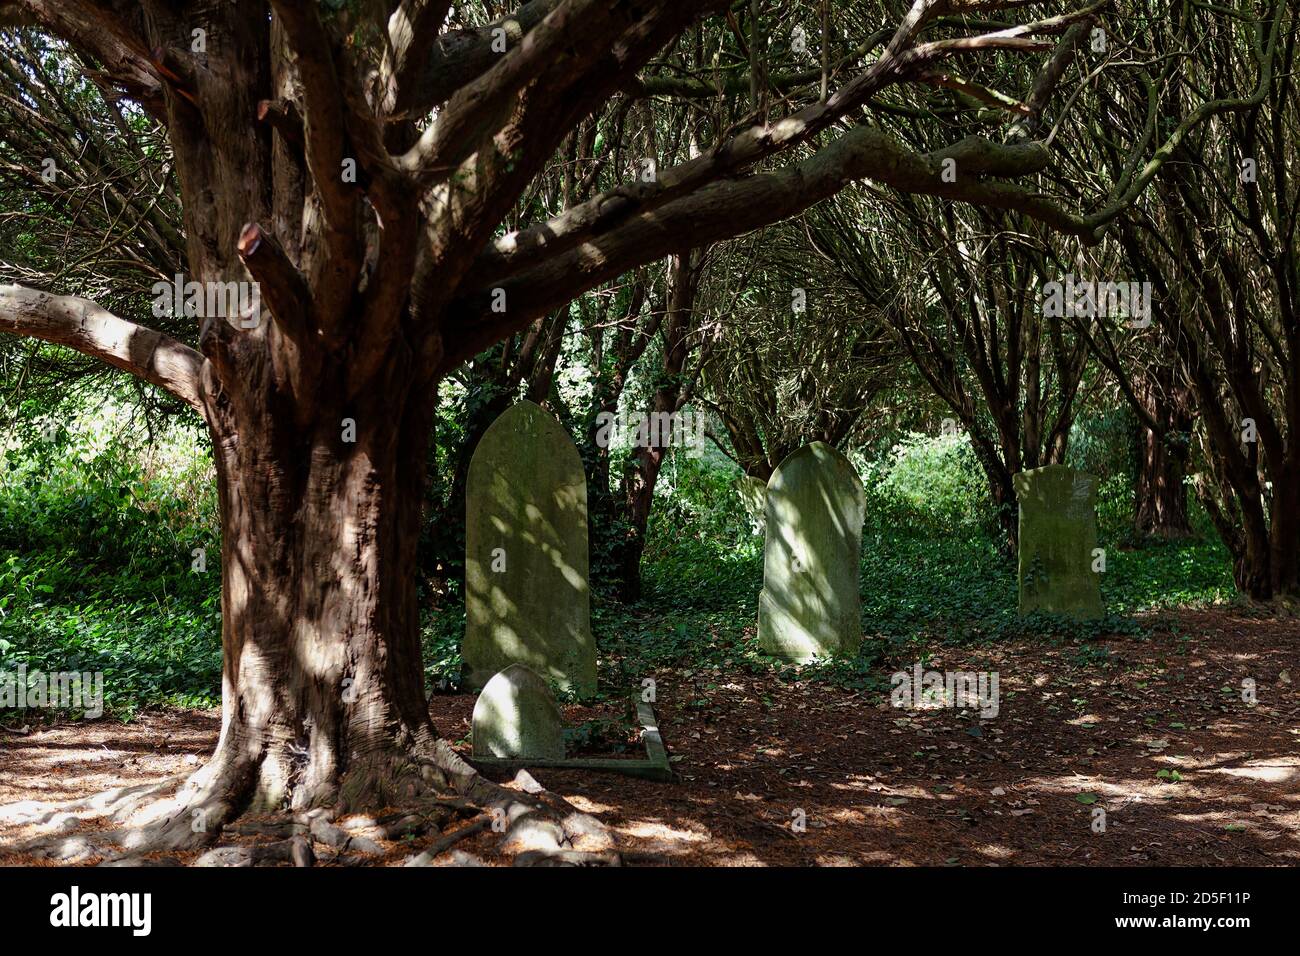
[2,607,1297,866]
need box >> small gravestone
[463,400,596,697]
[736,474,767,535]
[472,664,565,760]
[758,442,865,662]
[1014,464,1104,618]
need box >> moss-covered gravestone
[472,664,566,760]
[1014,464,1104,619]
[463,401,596,697]
[758,442,865,662]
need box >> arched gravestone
[472,664,566,760]
[758,442,865,662]
[462,401,596,698]
[1014,464,1104,619]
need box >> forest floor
[1,607,1296,866]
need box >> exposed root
[1,777,189,862]
[514,848,623,867]
[194,839,295,867]
[403,816,491,866]
[2,750,254,862]
[1,736,621,866]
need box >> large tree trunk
[203,363,440,816]
[0,292,610,863]
[1268,473,1300,596]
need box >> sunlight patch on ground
[615,818,710,844]
[1028,774,1167,803]
[824,807,871,825]
[871,784,935,799]
[563,795,614,814]
[1206,758,1298,784]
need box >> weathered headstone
[463,400,596,697]
[758,442,865,661]
[472,664,565,760]
[735,474,767,535]
[1014,464,1104,618]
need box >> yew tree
[1060,0,1296,596]
[0,0,1196,856]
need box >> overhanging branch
[0,284,205,413]
[441,124,1091,372]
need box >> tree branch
[410,0,726,327]
[465,0,1102,288]
[0,284,204,413]
[386,0,560,119]
[397,0,615,182]
[380,0,454,114]
[268,0,367,336]
[236,222,313,344]
[441,124,1088,371]
[7,0,166,120]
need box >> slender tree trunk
[1133,422,1192,540]
[1132,375,1193,540]
[614,251,699,601]
[583,374,624,550]
[962,425,1018,551]
[989,467,1019,551]
[617,402,670,602]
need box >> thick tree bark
[202,359,440,814]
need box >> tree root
[403,816,491,866]
[513,848,623,867]
[0,738,621,867]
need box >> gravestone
[735,474,767,535]
[463,400,596,697]
[471,664,565,760]
[1014,464,1104,618]
[758,442,865,662]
